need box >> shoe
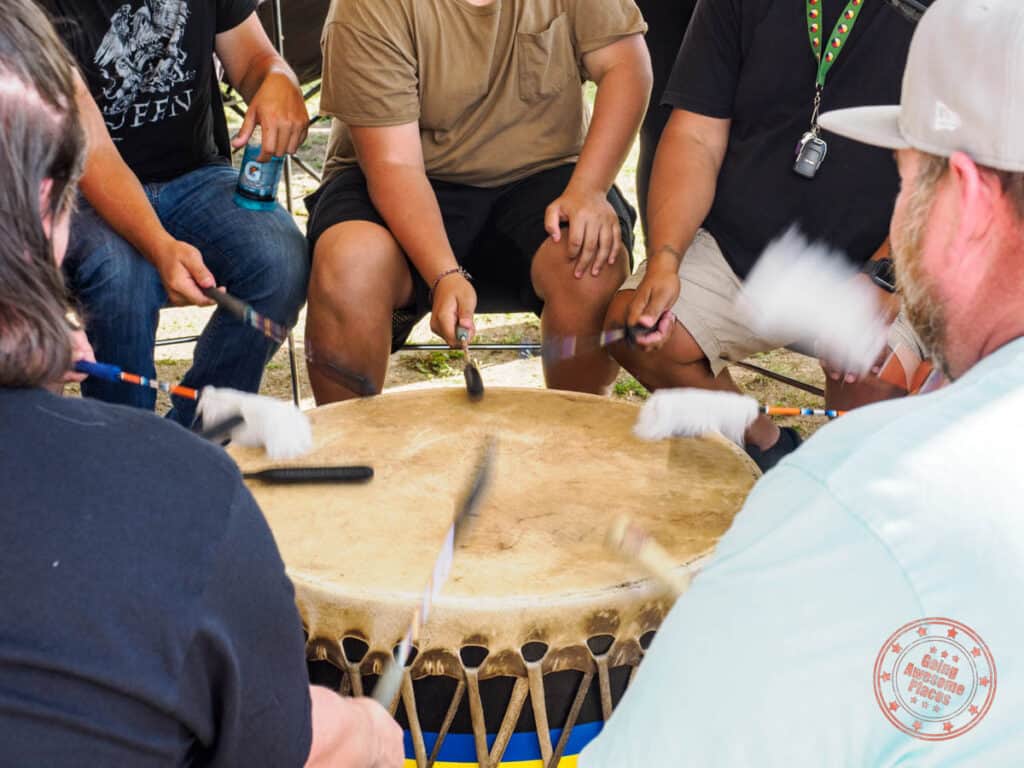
[745,426,803,472]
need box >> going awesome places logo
[874,618,996,740]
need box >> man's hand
[150,237,217,307]
[62,329,96,384]
[545,183,621,279]
[347,698,404,768]
[622,249,682,350]
[306,689,403,768]
[819,273,899,383]
[430,274,477,347]
[231,71,308,161]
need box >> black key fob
[794,134,828,179]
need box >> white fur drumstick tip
[197,387,312,460]
[634,388,759,446]
[737,227,889,377]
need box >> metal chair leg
[287,331,300,405]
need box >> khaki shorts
[621,229,926,376]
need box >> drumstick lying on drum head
[242,466,374,484]
[374,437,496,707]
[606,515,698,598]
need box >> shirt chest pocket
[517,13,577,103]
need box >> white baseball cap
[819,0,1024,172]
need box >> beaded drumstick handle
[606,515,706,598]
[761,405,846,418]
[373,438,496,707]
[74,360,199,400]
[201,286,377,397]
[203,286,289,344]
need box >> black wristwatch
[861,257,896,293]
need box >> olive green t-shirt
[319,0,647,187]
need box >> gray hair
[0,0,85,387]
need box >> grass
[613,375,650,401]
[403,350,463,379]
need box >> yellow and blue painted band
[403,721,601,766]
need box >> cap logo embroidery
[933,101,962,132]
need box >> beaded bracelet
[430,266,473,299]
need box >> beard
[891,171,953,379]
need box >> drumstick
[74,362,313,459]
[634,388,843,445]
[203,286,290,344]
[540,323,656,363]
[74,360,199,400]
[606,515,701,598]
[242,466,374,484]
[373,438,496,707]
[760,405,845,418]
[456,327,484,401]
[201,286,377,397]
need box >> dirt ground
[118,90,832,440]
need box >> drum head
[230,388,759,664]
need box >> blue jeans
[64,163,309,426]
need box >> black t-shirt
[40,0,256,182]
[0,389,311,766]
[666,0,914,278]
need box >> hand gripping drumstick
[373,438,496,707]
[201,287,377,397]
[606,515,704,598]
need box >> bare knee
[604,289,634,331]
[310,221,412,313]
[532,239,629,311]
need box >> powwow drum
[231,388,759,767]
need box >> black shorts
[305,163,636,323]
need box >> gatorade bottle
[233,125,284,211]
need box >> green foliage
[405,350,462,378]
[613,375,649,400]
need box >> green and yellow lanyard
[796,0,867,173]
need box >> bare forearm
[363,162,457,284]
[572,57,651,193]
[232,52,298,104]
[80,147,176,262]
[75,75,172,263]
[646,128,721,270]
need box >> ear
[947,151,998,253]
[942,152,1001,299]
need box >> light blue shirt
[581,338,1024,767]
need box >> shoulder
[324,0,412,31]
[780,345,1024,559]
[32,392,245,518]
